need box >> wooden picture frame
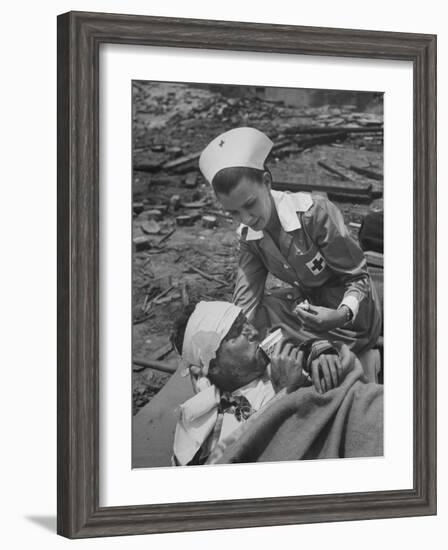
[57,10,437,538]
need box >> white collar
[236,190,313,241]
[173,376,274,465]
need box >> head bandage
[199,127,273,184]
[181,301,242,376]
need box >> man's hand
[294,305,347,333]
[270,341,307,393]
[310,343,354,394]
[310,353,342,393]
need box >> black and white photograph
[132,81,384,468]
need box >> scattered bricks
[166,146,183,158]
[141,220,161,235]
[133,236,152,252]
[133,160,165,173]
[139,209,162,221]
[202,215,218,229]
[184,210,201,223]
[151,204,169,215]
[151,144,165,153]
[176,215,196,226]
[133,202,144,214]
[169,195,181,211]
[184,173,198,188]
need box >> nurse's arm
[232,240,268,322]
[303,196,371,321]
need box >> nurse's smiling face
[216,172,273,232]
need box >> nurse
[199,127,382,355]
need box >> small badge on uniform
[306,251,326,275]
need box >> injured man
[171,301,383,467]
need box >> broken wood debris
[185,263,228,287]
[181,282,190,307]
[317,160,355,182]
[295,131,348,149]
[272,179,373,203]
[270,132,349,159]
[163,150,201,173]
[284,125,383,135]
[142,285,176,313]
[132,357,177,374]
[133,342,174,371]
[133,160,165,173]
[349,164,383,181]
[133,311,155,325]
[157,229,176,246]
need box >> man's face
[210,316,269,392]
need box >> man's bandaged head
[181,301,242,376]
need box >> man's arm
[270,340,354,394]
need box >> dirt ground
[132,82,383,415]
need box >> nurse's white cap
[199,127,273,184]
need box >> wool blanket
[208,355,383,464]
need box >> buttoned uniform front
[233,190,382,355]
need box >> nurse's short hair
[212,166,270,195]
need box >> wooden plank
[163,150,201,172]
[272,179,372,202]
[349,164,383,181]
[132,363,194,468]
[284,125,383,135]
[133,357,176,374]
[318,160,355,182]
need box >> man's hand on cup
[269,341,307,393]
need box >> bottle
[259,329,311,381]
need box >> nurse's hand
[294,305,346,333]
